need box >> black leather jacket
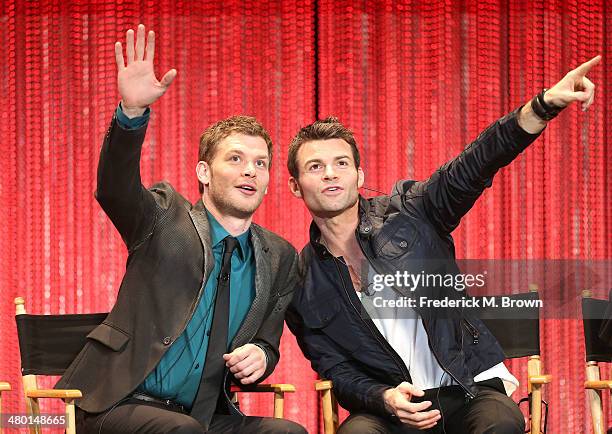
[286,107,541,418]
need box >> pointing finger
[572,55,601,77]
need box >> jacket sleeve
[95,115,159,251]
[250,247,299,381]
[285,300,392,418]
[398,107,542,235]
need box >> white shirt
[358,270,518,396]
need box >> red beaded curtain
[316,1,609,433]
[0,0,610,433]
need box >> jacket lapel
[230,224,271,350]
[188,200,215,278]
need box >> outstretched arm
[410,55,601,235]
[96,25,177,249]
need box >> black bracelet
[530,88,563,121]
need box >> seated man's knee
[487,418,525,434]
[464,390,525,434]
[337,413,390,434]
[474,402,524,434]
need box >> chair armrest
[0,382,11,392]
[530,375,552,385]
[26,389,82,399]
[584,380,612,390]
[315,379,333,391]
[230,383,296,393]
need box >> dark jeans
[337,379,524,434]
[76,397,307,434]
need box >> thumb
[397,382,423,398]
[160,68,177,88]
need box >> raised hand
[544,55,601,111]
[115,24,177,117]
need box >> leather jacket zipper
[330,257,412,383]
[422,317,476,400]
[462,318,480,345]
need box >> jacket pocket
[301,300,362,353]
[373,215,418,259]
[86,322,131,352]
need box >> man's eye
[309,164,321,171]
[256,160,267,168]
[230,155,241,162]
[338,160,348,166]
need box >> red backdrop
[0,1,610,432]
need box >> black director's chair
[475,287,551,434]
[581,290,612,434]
[14,296,295,434]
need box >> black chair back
[582,297,612,363]
[474,292,541,359]
[16,313,107,375]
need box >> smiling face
[197,133,270,219]
[289,138,364,218]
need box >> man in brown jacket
[56,24,305,434]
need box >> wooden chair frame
[582,290,612,434]
[230,383,296,419]
[0,382,12,434]
[314,380,338,434]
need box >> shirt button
[363,226,371,233]
[206,330,211,336]
[163,337,172,345]
[195,364,200,369]
[399,240,408,248]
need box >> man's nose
[323,165,338,180]
[243,161,256,177]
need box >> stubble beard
[314,189,359,219]
[207,181,262,219]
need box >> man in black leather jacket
[285,56,600,433]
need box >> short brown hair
[198,115,273,193]
[287,117,360,178]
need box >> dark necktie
[190,236,238,428]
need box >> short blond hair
[198,115,273,193]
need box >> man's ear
[196,161,211,186]
[288,177,302,198]
[357,167,365,189]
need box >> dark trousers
[337,379,524,434]
[76,398,307,434]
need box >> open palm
[115,25,176,111]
